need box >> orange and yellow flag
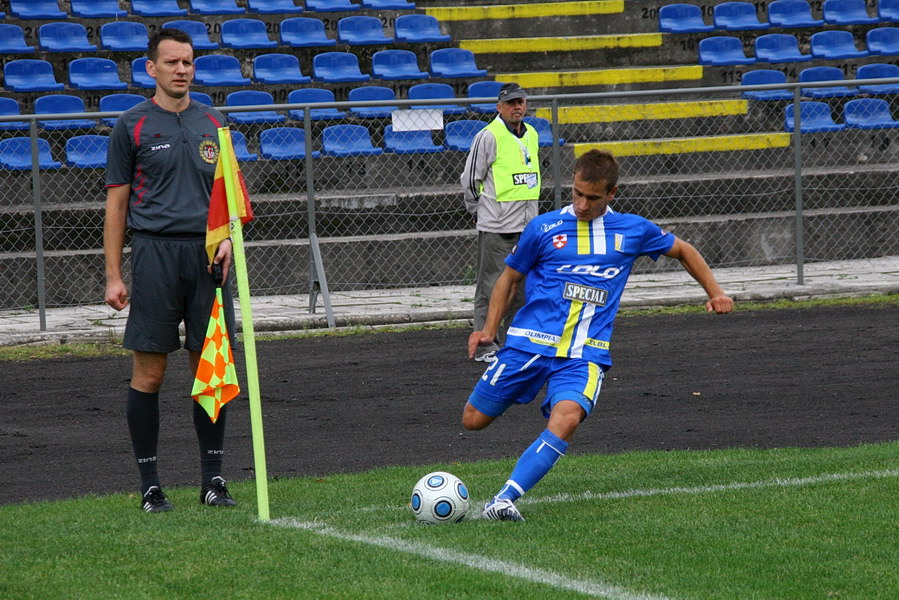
[191,287,240,423]
[206,128,254,264]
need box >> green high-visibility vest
[483,117,541,202]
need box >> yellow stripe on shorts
[583,362,602,404]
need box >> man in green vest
[461,82,542,362]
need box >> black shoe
[200,476,237,507]
[141,486,174,513]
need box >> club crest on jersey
[552,234,568,249]
[199,140,219,164]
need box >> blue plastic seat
[658,4,715,33]
[247,0,304,14]
[383,125,443,154]
[34,95,96,130]
[99,93,146,126]
[69,57,128,90]
[755,33,811,63]
[0,137,62,170]
[429,48,487,78]
[810,30,868,59]
[162,21,218,50]
[362,0,414,7]
[190,0,244,14]
[4,59,64,92]
[408,83,466,114]
[371,49,428,81]
[313,52,370,82]
[230,130,258,162]
[468,80,505,113]
[259,127,320,159]
[767,0,824,27]
[844,98,899,128]
[799,66,857,98]
[444,119,487,152]
[322,124,383,156]
[348,86,398,118]
[698,36,756,65]
[523,116,565,147]
[306,0,359,11]
[0,24,36,53]
[0,97,31,131]
[100,22,149,52]
[131,0,187,17]
[337,16,394,45]
[740,69,792,100]
[225,90,286,124]
[194,55,251,86]
[71,0,127,18]
[65,135,110,168]
[394,14,450,43]
[880,0,899,20]
[253,53,311,84]
[823,0,879,24]
[38,22,97,53]
[287,88,347,121]
[221,18,278,49]
[131,57,156,89]
[785,101,845,132]
[190,91,214,106]
[713,2,770,30]
[9,0,66,19]
[280,17,336,47]
[867,27,899,55]
[856,63,899,94]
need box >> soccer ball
[410,471,470,524]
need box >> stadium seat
[71,0,127,18]
[0,97,31,131]
[444,119,488,152]
[767,0,824,27]
[658,4,715,33]
[306,0,359,11]
[190,0,244,15]
[371,49,428,80]
[131,0,187,17]
[740,69,792,100]
[322,124,383,156]
[698,36,756,65]
[225,90,286,124]
[4,59,64,92]
[287,88,347,121]
[9,0,66,19]
[468,80,505,113]
[810,30,868,59]
[408,83,466,114]
[523,116,566,147]
[348,86,398,118]
[247,0,304,14]
[713,2,771,30]
[856,63,899,94]
[190,91,214,106]
[280,17,336,47]
[867,27,899,55]
[822,0,879,24]
[230,130,258,162]
[0,137,61,170]
[879,0,899,20]
[383,125,443,154]
[799,66,857,98]
[34,95,96,130]
[259,127,320,159]
[0,24,36,53]
[100,22,149,52]
[38,22,97,53]
[221,18,278,49]
[162,21,218,50]
[65,135,110,169]
[394,14,450,43]
[337,16,394,45]
[194,55,251,86]
[99,93,145,127]
[69,57,128,90]
[844,97,899,128]
[429,48,487,78]
[784,101,845,132]
[362,0,415,7]
[312,52,370,82]
[131,57,156,89]
[755,33,811,62]
[253,53,311,84]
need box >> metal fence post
[303,107,335,327]
[791,87,805,285]
[29,121,48,330]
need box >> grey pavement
[1,255,897,347]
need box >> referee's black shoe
[141,486,174,513]
[200,476,237,507]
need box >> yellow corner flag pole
[218,127,270,522]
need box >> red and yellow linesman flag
[205,128,253,264]
[192,287,239,423]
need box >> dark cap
[497,82,528,102]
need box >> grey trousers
[473,230,526,345]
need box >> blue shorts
[469,346,605,419]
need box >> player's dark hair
[574,149,619,192]
[147,28,194,62]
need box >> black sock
[193,402,227,486]
[127,387,160,495]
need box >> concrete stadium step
[494,65,704,94]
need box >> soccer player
[464,149,734,521]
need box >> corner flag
[206,129,253,264]
[191,287,239,423]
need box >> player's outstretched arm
[468,266,525,358]
[664,237,734,314]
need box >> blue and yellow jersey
[504,205,675,367]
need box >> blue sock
[496,429,569,502]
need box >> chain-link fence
[1,79,897,321]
